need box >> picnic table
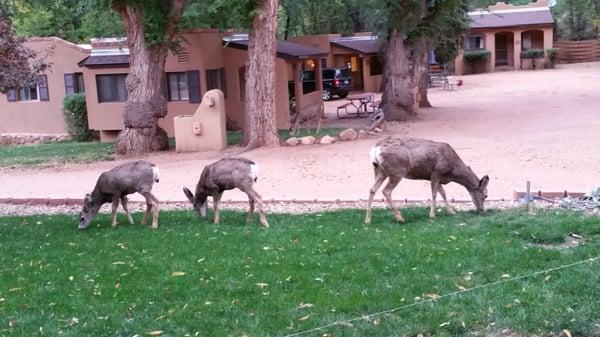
[336,93,375,118]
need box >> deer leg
[382,176,404,223]
[120,195,134,225]
[437,185,455,214]
[141,192,159,229]
[244,188,268,227]
[212,192,223,224]
[316,113,322,135]
[141,201,152,225]
[365,170,386,225]
[111,195,120,228]
[430,179,441,219]
[246,195,255,224]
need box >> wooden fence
[553,40,600,64]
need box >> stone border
[0,133,70,145]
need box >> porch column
[485,32,496,72]
[292,61,303,110]
[314,57,323,95]
[513,30,522,69]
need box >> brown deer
[290,103,324,136]
[183,158,269,227]
[365,137,489,224]
[79,160,160,229]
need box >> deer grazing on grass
[365,137,489,224]
[78,160,160,229]
[183,158,269,227]
[290,103,324,136]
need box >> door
[495,33,508,66]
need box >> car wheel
[322,89,332,101]
[339,92,349,98]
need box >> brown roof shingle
[469,8,554,29]
[78,54,129,67]
[225,40,328,59]
[330,38,380,54]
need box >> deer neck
[452,165,480,192]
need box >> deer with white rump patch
[183,158,269,227]
[365,137,489,224]
[78,160,160,229]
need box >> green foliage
[520,48,545,59]
[0,141,114,167]
[180,0,255,30]
[0,209,599,335]
[63,94,95,142]
[553,0,600,41]
[463,49,491,63]
[546,47,559,61]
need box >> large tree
[0,5,46,94]
[111,0,185,155]
[244,0,280,149]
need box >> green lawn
[0,141,115,167]
[1,208,599,336]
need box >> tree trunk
[114,1,185,156]
[381,29,418,121]
[417,41,432,108]
[244,0,280,149]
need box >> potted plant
[520,48,545,70]
[545,48,559,68]
[463,50,491,74]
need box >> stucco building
[454,0,554,75]
[0,37,90,135]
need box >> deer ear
[479,175,489,188]
[183,187,195,204]
[84,193,93,206]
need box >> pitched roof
[468,7,554,29]
[224,39,328,60]
[330,37,380,54]
[78,54,129,67]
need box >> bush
[63,94,95,142]
[463,50,491,63]
[520,48,545,59]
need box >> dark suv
[288,68,353,101]
[322,68,352,101]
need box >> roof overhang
[224,39,328,60]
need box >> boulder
[339,128,358,141]
[300,136,316,145]
[319,135,335,144]
[286,137,300,146]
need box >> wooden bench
[336,102,358,118]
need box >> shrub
[63,94,95,142]
[463,50,491,63]
[520,48,545,59]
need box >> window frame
[96,73,128,103]
[466,35,485,50]
[167,72,190,102]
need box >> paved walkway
[1,63,599,204]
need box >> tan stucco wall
[0,38,89,134]
[84,30,291,141]
[289,35,334,66]
[454,25,554,75]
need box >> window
[6,75,48,102]
[467,35,484,50]
[321,58,327,68]
[65,73,85,94]
[96,74,127,103]
[301,70,316,94]
[167,72,189,101]
[206,68,227,98]
[238,66,246,101]
[369,56,383,76]
[522,32,532,50]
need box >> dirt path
[1,62,599,204]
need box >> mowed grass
[0,208,599,337]
[0,141,114,167]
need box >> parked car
[322,68,353,101]
[288,67,353,102]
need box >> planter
[534,58,545,70]
[521,58,533,70]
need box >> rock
[286,137,300,146]
[319,135,335,144]
[373,127,383,133]
[357,129,369,139]
[339,128,358,141]
[299,136,316,145]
